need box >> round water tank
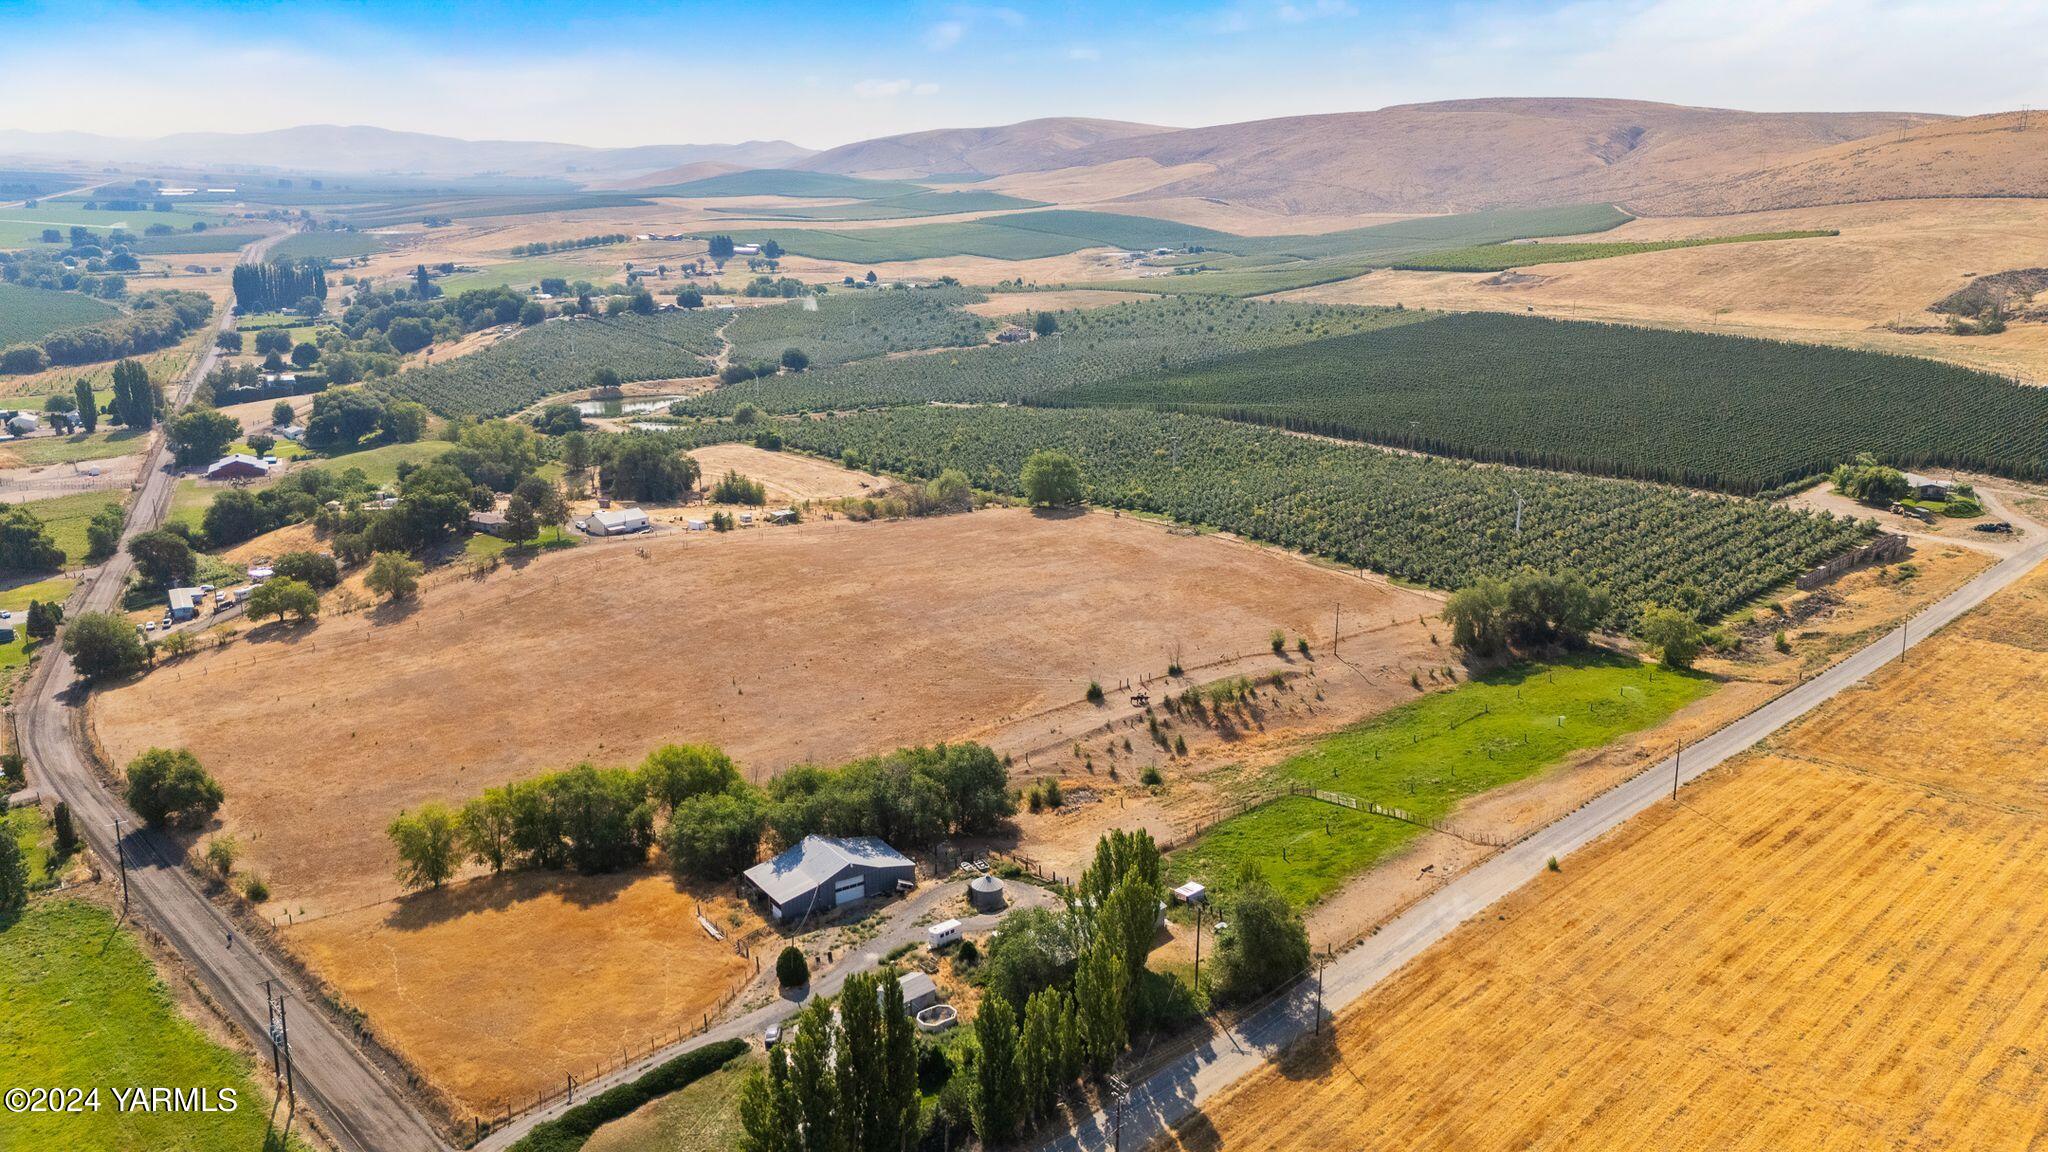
[968,874,1007,912]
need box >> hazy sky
[2,0,2043,147]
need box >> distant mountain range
[7,99,2038,217]
[0,125,814,181]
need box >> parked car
[763,1023,782,1048]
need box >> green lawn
[0,575,75,680]
[0,899,305,1151]
[0,428,149,467]
[463,524,575,559]
[164,478,219,535]
[4,807,57,888]
[582,1054,760,1152]
[1168,654,1715,908]
[12,490,125,565]
[305,439,451,488]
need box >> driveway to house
[1043,530,2048,1152]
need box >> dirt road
[1047,530,2048,1152]
[15,230,446,1152]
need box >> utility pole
[1332,602,1341,659]
[112,817,128,916]
[279,994,294,1113]
[1315,956,1326,1035]
[1192,902,1207,997]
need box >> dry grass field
[287,872,752,1119]
[1165,564,2048,1152]
[686,441,886,500]
[93,507,1434,912]
[1283,198,2048,382]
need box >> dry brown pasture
[287,872,752,1120]
[92,506,1435,916]
[1165,565,2048,1152]
[687,441,886,501]
[1283,198,2048,382]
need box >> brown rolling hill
[793,116,1176,179]
[1631,111,2048,215]
[1045,98,1946,215]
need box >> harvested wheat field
[1285,198,2048,381]
[93,507,1436,915]
[287,871,751,1120]
[688,441,887,501]
[1166,566,2048,1152]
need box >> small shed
[6,412,38,435]
[743,835,916,922]
[927,919,963,949]
[1172,881,1207,905]
[167,587,203,621]
[767,507,797,525]
[588,507,651,536]
[898,971,940,1014]
[968,874,1007,912]
[685,518,708,531]
[0,617,15,643]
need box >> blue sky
[1,0,2042,147]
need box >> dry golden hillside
[795,116,1175,179]
[1060,97,1941,214]
[1635,111,2048,215]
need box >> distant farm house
[468,511,509,537]
[1901,472,1955,500]
[996,325,1032,343]
[583,507,651,536]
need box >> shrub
[1140,766,1163,787]
[1085,681,1104,704]
[777,945,810,988]
[241,874,270,903]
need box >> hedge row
[508,1038,748,1152]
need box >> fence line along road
[17,230,446,1152]
[1046,533,2048,1152]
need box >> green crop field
[679,297,1425,415]
[387,311,725,417]
[1083,203,1636,296]
[656,169,929,199]
[123,231,262,255]
[1052,311,2048,493]
[1390,230,1838,272]
[305,439,454,488]
[681,406,1870,623]
[719,190,1046,221]
[0,202,224,246]
[0,428,149,467]
[269,231,392,260]
[336,193,654,228]
[0,899,308,1152]
[11,489,127,565]
[723,286,991,369]
[0,283,121,345]
[437,256,612,294]
[1168,654,1714,908]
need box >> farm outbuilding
[897,972,940,1014]
[168,587,203,621]
[1902,472,1954,500]
[743,835,915,922]
[206,454,272,481]
[585,507,651,536]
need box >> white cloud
[924,20,966,50]
[854,78,942,100]
[1067,45,1102,61]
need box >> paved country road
[1047,530,2048,1152]
[16,230,447,1152]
